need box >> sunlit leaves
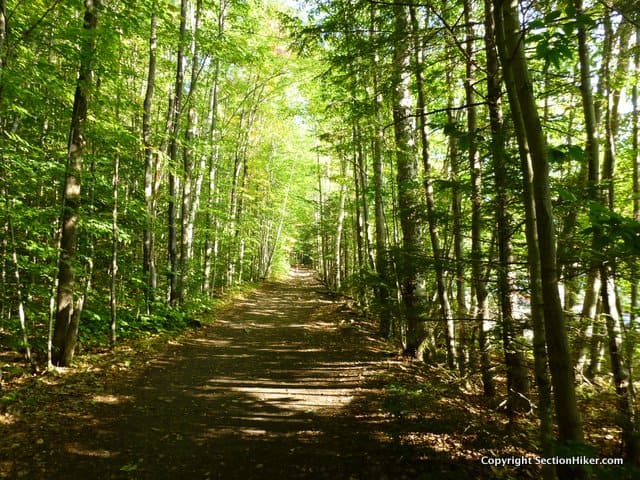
[585,202,640,257]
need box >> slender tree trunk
[601,264,639,460]
[142,6,157,313]
[226,146,242,287]
[446,73,467,372]
[600,15,639,462]
[202,2,226,292]
[203,67,221,294]
[631,25,639,372]
[334,160,347,291]
[179,0,203,302]
[464,0,488,382]
[480,0,530,417]
[167,0,187,305]
[494,2,584,477]
[632,26,640,452]
[574,0,600,200]
[587,312,605,379]
[0,0,7,109]
[52,0,99,367]
[480,1,508,404]
[317,152,328,285]
[574,269,601,377]
[235,153,248,284]
[393,3,427,359]
[352,125,364,278]
[4,191,31,363]
[110,150,119,346]
[264,186,289,277]
[409,5,454,365]
[357,129,375,274]
[571,0,606,388]
[110,49,123,347]
[369,4,390,337]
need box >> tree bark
[202,1,226,293]
[334,160,347,291]
[599,14,639,462]
[631,25,639,374]
[4,188,31,363]
[481,0,531,417]
[52,0,99,366]
[446,70,467,372]
[369,4,391,337]
[167,0,188,305]
[494,1,584,476]
[393,3,426,359]
[408,4,454,365]
[142,6,158,312]
[179,0,203,302]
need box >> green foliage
[585,202,640,258]
[381,382,431,419]
[548,144,584,165]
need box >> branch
[383,101,489,131]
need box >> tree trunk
[446,73,467,373]
[494,1,584,476]
[409,4,454,366]
[334,160,347,291]
[179,0,203,302]
[203,74,220,294]
[0,0,7,111]
[110,48,123,347]
[631,25,639,373]
[393,3,426,359]
[235,153,248,284]
[142,6,157,313]
[574,269,600,378]
[167,0,187,305]
[202,1,227,294]
[317,152,328,285]
[369,4,391,337]
[352,125,364,279]
[481,0,530,417]
[110,149,119,346]
[599,15,639,462]
[4,189,31,363]
[601,265,639,460]
[52,0,99,367]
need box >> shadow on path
[3,271,477,479]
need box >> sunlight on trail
[232,385,355,411]
[91,394,133,405]
[65,443,115,458]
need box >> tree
[142,4,158,312]
[52,0,100,367]
[494,0,585,476]
[391,2,426,359]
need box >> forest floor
[0,270,633,479]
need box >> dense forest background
[1,0,640,477]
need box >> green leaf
[544,10,562,23]
[564,4,577,17]
[576,14,595,28]
[557,187,578,204]
[528,19,546,30]
[120,462,139,472]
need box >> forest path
[2,271,476,479]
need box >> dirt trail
[2,271,472,479]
